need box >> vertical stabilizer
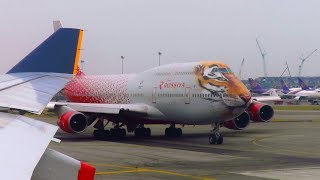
[7,28,83,75]
[298,78,310,90]
[280,79,290,93]
[248,78,263,90]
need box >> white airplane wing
[48,101,165,118]
[0,112,95,180]
[0,73,71,114]
[0,113,57,179]
[0,27,95,179]
[33,148,95,180]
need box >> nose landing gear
[209,123,223,145]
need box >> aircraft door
[184,87,191,104]
[152,87,157,103]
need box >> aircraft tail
[7,28,83,75]
[248,78,263,90]
[298,77,310,90]
[280,79,290,93]
[75,66,86,76]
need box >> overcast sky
[0,0,319,79]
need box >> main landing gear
[165,124,182,138]
[209,123,223,145]
[93,119,126,139]
[134,124,151,138]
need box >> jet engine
[56,106,88,133]
[223,112,250,130]
[247,102,274,122]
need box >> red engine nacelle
[224,112,250,130]
[56,106,88,133]
[247,102,274,122]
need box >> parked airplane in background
[249,77,313,96]
[280,77,314,94]
[48,61,274,145]
[0,27,95,179]
[248,78,272,95]
[280,79,295,94]
[281,77,315,93]
[298,77,313,90]
[248,78,285,95]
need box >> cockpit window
[210,67,233,74]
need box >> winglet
[7,28,84,75]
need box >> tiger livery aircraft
[0,27,95,179]
[49,60,274,145]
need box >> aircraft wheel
[177,128,182,137]
[165,127,181,137]
[120,128,126,137]
[165,128,170,137]
[165,128,175,137]
[217,134,223,144]
[93,130,109,139]
[110,128,117,137]
[134,128,143,137]
[209,134,216,144]
[209,133,223,145]
[145,128,151,137]
[110,128,126,138]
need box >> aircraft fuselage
[63,61,251,125]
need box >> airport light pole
[158,52,162,66]
[121,56,124,74]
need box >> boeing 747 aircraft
[0,27,95,179]
[48,61,274,145]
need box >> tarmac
[45,110,320,180]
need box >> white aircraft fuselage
[63,61,251,125]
